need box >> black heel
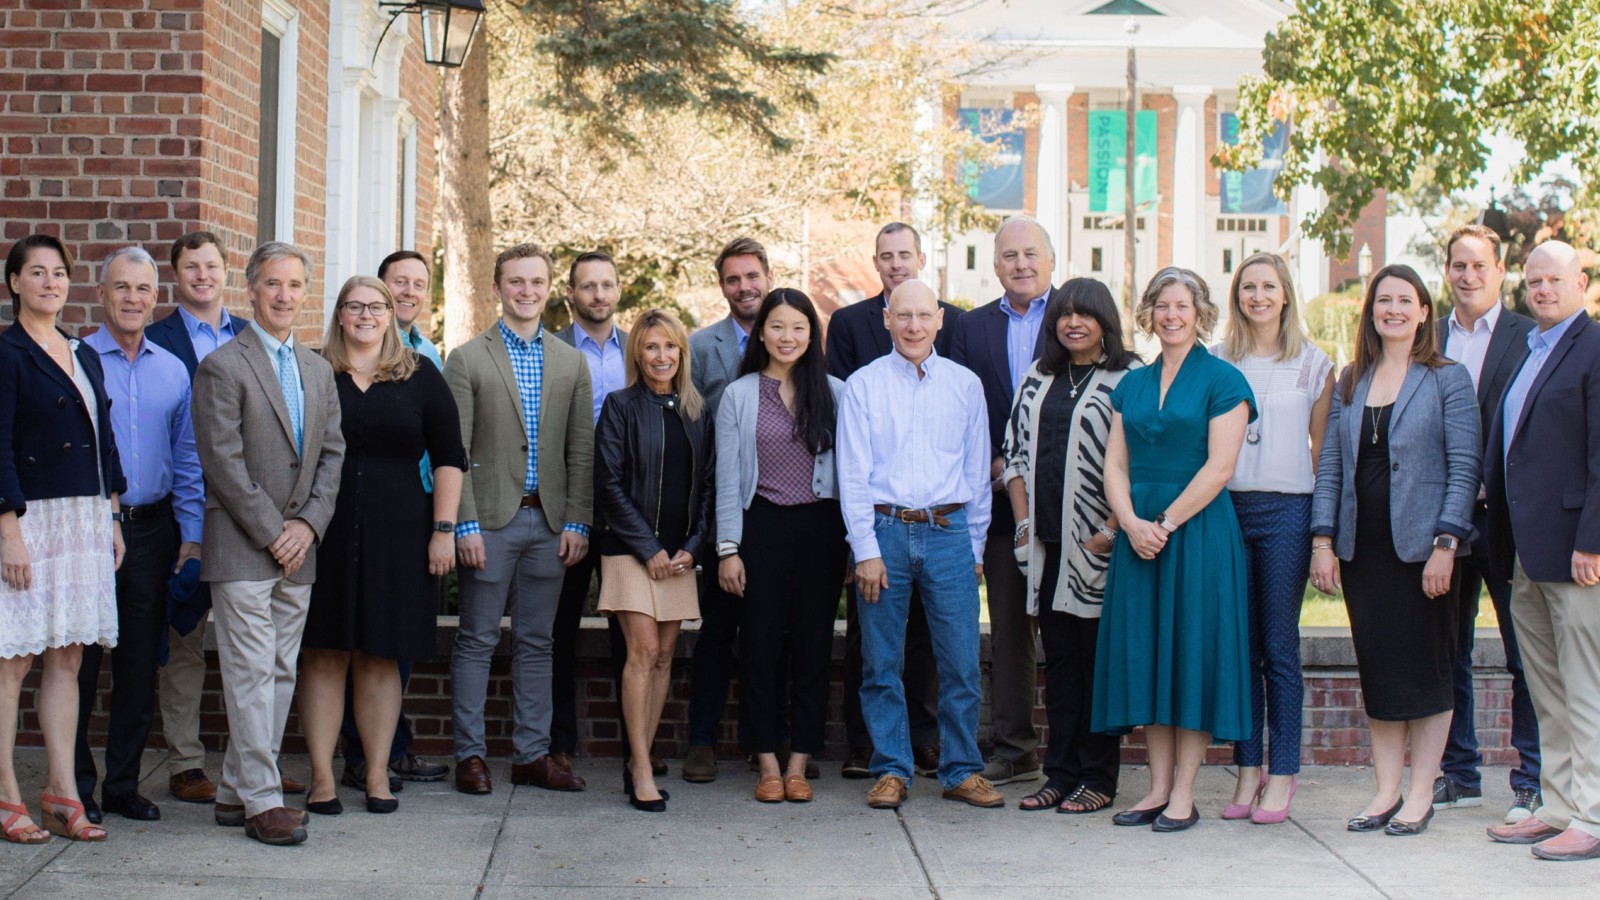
[623,764,667,803]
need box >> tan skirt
[598,554,701,622]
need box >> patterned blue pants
[1230,491,1309,774]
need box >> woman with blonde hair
[595,309,714,811]
[300,276,465,815]
[1213,252,1334,823]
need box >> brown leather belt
[519,492,542,509]
[874,503,962,527]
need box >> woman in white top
[1213,252,1333,824]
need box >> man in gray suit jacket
[191,242,344,846]
[681,236,769,782]
[445,243,594,796]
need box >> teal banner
[1087,110,1157,214]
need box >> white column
[1034,85,1071,283]
[1171,86,1211,270]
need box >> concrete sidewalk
[1,751,1593,898]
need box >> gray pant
[451,507,566,764]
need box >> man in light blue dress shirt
[72,247,206,824]
[837,279,1001,811]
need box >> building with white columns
[934,0,1380,307]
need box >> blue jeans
[1231,491,1308,775]
[858,508,983,790]
[1442,508,1542,792]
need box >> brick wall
[51,622,1523,768]
[1327,190,1388,292]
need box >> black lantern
[377,0,484,68]
[1478,189,1512,249]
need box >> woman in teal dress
[1093,267,1255,833]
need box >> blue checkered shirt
[455,320,588,539]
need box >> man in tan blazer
[445,243,594,795]
[191,242,344,846]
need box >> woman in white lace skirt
[0,234,125,844]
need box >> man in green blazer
[444,243,594,795]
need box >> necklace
[1065,360,1097,398]
[1369,404,1382,445]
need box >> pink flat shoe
[1251,777,1298,824]
[1222,782,1262,820]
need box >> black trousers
[74,511,177,801]
[551,549,599,755]
[845,584,939,751]
[738,498,848,754]
[1036,542,1120,796]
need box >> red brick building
[1,0,439,340]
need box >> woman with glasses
[299,276,465,815]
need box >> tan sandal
[2,799,50,844]
[39,792,107,842]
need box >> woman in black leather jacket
[594,308,714,811]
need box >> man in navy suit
[1484,240,1600,861]
[143,231,249,806]
[825,222,961,779]
[948,215,1055,785]
[1434,224,1541,823]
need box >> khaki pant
[159,618,209,775]
[1511,557,1600,839]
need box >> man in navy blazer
[142,231,252,806]
[825,223,962,779]
[948,215,1056,785]
[1434,224,1542,822]
[1483,240,1600,861]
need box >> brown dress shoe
[784,774,813,803]
[169,769,217,803]
[1488,817,1565,844]
[511,755,586,791]
[1531,828,1600,861]
[279,774,307,795]
[550,752,575,774]
[867,774,907,809]
[650,754,667,777]
[455,755,493,794]
[245,806,307,846]
[913,745,940,777]
[943,774,1004,808]
[755,775,785,803]
[216,803,309,827]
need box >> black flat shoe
[1384,806,1433,836]
[1152,807,1200,833]
[1112,803,1168,826]
[365,794,399,814]
[102,793,161,821]
[306,797,343,816]
[1347,797,1403,832]
[82,795,103,825]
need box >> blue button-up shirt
[178,305,242,364]
[84,329,205,543]
[734,320,751,359]
[399,323,444,493]
[455,320,588,539]
[1503,306,1587,461]
[999,292,1047,389]
[249,319,303,452]
[576,326,626,424]
[836,348,993,562]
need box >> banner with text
[1220,114,1289,215]
[1087,109,1157,214]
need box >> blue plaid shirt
[456,320,589,539]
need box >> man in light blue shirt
[73,246,206,824]
[837,279,1000,811]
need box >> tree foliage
[1222,0,1600,257]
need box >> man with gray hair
[191,242,344,845]
[71,247,205,825]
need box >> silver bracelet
[1098,525,1117,541]
[1013,518,1030,542]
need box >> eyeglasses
[891,311,937,325]
[340,301,391,317]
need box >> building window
[1091,248,1104,272]
[966,245,977,271]
[256,29,279,244]
[259,1,299,244]
[1086,0,1164,14]
[1223,248,1234,274]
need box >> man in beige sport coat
[445,243,594,795]
[191,242,344,846]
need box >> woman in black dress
[301,276,465,814]
[1310,265,1478,836]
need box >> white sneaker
[1505,786,1542,824]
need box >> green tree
[1221,0,1600,258]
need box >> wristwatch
[1154,513,1178,533]
[110,512,125,523]
[1433,534,1459,552]
[434,520,456,533]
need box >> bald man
[1484,241,1600,861]
[837,279,999,810]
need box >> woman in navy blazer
[1310,264,1479,837]
[0,234,126,844]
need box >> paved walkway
[1,752,1593,898]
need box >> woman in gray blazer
[1310,265,1480,837]
[714,290,847,803]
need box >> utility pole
[1123,20,1140,328]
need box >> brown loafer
[169,768,217,804]
[511,755,586,791]
[279,774,306,796]
[755,775,785,803]
[784,775,813,803]
[1488,817,1565,844]
[1531,828,1600,861]
[244,806,307,846]
[455,755,493,795]
[216,803,309,828]
[867,774,907,809]
[943,774,1004,808]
